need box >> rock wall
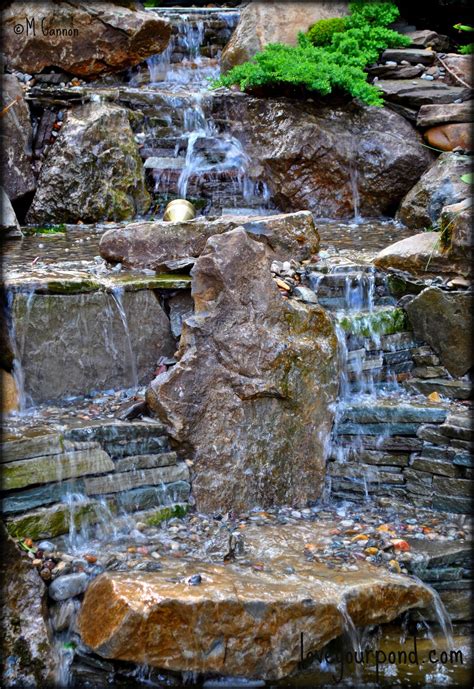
[147,228,339,512]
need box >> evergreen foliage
[213,2,411,106]
[306,17,347,46]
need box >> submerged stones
[2,2,171,77]
[26,103,150,224]
[98,211,320,271]
[147,228,339,512]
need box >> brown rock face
[416,101,474,128]
[99,211,320,270]
[373,231,470,278]
[2,2,171,77]
[0,74,36,204]
[0,524,58,687]
[78,522,432,680]
[441,54,472,87]
[211,93,433,219]
[397,152,471,231]
[405,287,473,377]
[424,123,472,152]
[146,228,338,512]
[440,198,473,270]
[26,102,150,224]
[220,1,348,72]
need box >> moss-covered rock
[337,307,408,337]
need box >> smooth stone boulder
[374,231,470,278]
[147,228,338,512]
[48,572,89,601]
[99,211,320,270]
[440,54,472,87]
[405,287,473,378]
[78,522,431,680]
[416,101,474,128]
[424,123,472,151]
[2,2,171,77]
[377,79,471,107]
[26,103,150,224]
[0,74,36,206]
[212,93,433,219]
[11,289,175,404]
[0,187,22,237]
[397,152,471,230]
[0,524,58,686]
[220,1,348,71]
[405,29,449,52]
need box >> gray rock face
[99,211,320,270]
[48,572,89,601]
[406,287,473,377]
[26,103,150,224]
[0,524,58,687]
[11,289,175,404]
[440,198,473,272]
[2,1,171,77]
[397,152,471,230]
[405,29,449,52]
[220,0,348,71]
[147,228,339,512]
[0,74,36,204]
[0,187,22,237]
[377,78,471,107]
[211,93,433,219]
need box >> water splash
[110,287,139,391]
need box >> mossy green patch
[338,307,408,337]
[145,503,188,526]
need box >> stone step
[339,403,447,424]
[336,422,421,436]
[381,48,435,65]
[83,462,190,496]
[378,78,471,107]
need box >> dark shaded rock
[168,292,194,339]
[406,378,472,400]
[405,287,473,377]
[99,211,320,270]
[405,29,449,52]
[416,101,474,128]
[220,1,348,72]
[440,198,473,272]
[2,2,171,77]
[26,103,150,224]
[0,187,22,238]
[381,48,435,65]
[147,228,338,512]
[0,74,36,205]
[378,79,471,107]
[397,152,471,230]
[212,92,433,219]
[0,523,58,687]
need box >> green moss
[145,503,188,526]
[24,224,67,236]
[307,17,347,46]
[45,279,102,294]
[338,307,408,337]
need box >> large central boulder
[146,228,338,512]
[26,102,150,224]
[211,93,433,219]
[2,2,171,77]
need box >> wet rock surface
[213,93,433,219]
[99,211,320,270]
[2,2,171,77]
[147,228,338,512]
[26,103,150,224]
[78,521,431,680]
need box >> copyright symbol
[14,23,24,34]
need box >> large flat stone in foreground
[78,523,431,680]
[99,211,320,271]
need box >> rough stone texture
[168,293,194,339]
[405,29,449,52]
[440,198,473,268]
[374,231,471,278]
[377,78,471,107]
[26,103,150,224]
[147,228,338,512]
[212,93,433,219]
[2,2,171,77]
[99,211,320,270]
[1,370,19,415]
[424,123,472,151]
[416,101,474,128]
[0,74,36,204]
[11,289,175,404]
[381,48,434,65]
[220,1,348,71]
[397,152,471,230]
[441,54,472,87]
[83,462,190,495]
[0,524,58,687]
[78,522,431,681]
[0,187,22,237]
[406,287,473,377]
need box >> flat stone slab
[416,101,474,127]
[99,211,320,271]
[378,79,471,107]
[78,523,431,680]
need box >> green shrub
[213,1,410,106]
[459,43,474,54]
[307,17,347,46]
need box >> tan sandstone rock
[220,1,348,71]
[424,123,472,152]
[147,228,339,512]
